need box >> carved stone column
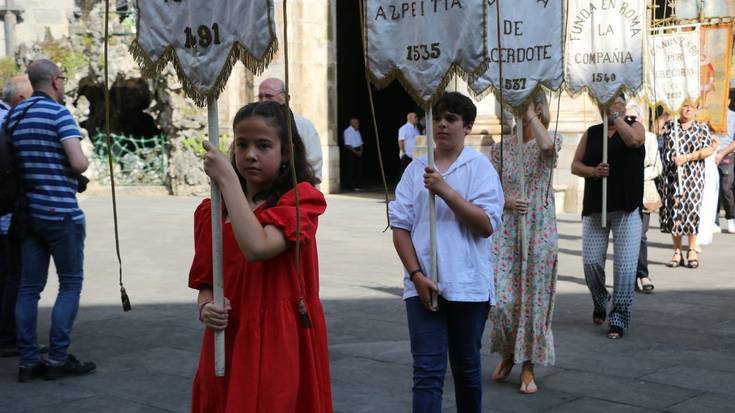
[1,1,23,57]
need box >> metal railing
[91,133,167,185]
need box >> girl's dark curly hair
[229,100,317,207]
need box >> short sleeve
[700,123,713,148]
[55,106,82,141]
[188,199,214,290]
[468,157,504,235]
[541,132,564,168]
[389,162,417,231]
[257,182,326,243]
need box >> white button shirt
[398,122,420,158]
[389,146,504,303]
[294,114,323,180]
[343,126,363,148]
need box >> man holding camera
[9,60,95,382]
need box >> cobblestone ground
[0,193,733,412]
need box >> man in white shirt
[716,101,735,233]
[398,112,420,175]
[342,117,364,191]
[258,78,323,182]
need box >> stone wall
[0,0,76,56]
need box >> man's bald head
[2,74,32,107]
[258,78,286,104]
[27,59,65,102]
[407,112,417,125]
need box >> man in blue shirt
[0,75,32,358]
[10,60,95,382]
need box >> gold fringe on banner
[361,0,489,109]
[128,39,278,107]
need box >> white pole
[208,97,225,377]
[516,116,527,269]
[426,107,438,311]
[601,112,608,228]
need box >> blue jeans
[15,216,85,366]
[0,234,21,346]
[405,296,489,413]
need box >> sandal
[687,249,699,269]
[639,278,654,294]
[491,357,514,381]
[593,308,606,325]
[519,372,538,394]
[607,325,624,339]
[666,249,685,268]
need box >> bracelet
[198,299,212,322]
[408,268,423,281]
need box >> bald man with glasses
[258,78,323,182]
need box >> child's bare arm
[423,166,493,237]
[202,141,289,261]
[393,228,438,311]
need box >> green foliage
[182,133,232,156]
[37,28,91,75]
[0,57,18,87]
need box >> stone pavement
[1,192,734,412]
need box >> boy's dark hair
[432,92,477,126]
[230,100,316,207]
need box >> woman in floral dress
[489,92,561,394]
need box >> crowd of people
[2,58,734,413]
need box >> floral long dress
[659,120,713,236]
[489,133,561,366]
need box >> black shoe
[45,354,96,380]
[18,361,47,383]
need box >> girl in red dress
[188,101,332,413]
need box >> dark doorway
[336,1,420,191]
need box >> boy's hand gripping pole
[426,107,439,312]
[208,97,226,377]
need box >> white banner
[365,0,486,106]
[469,0,563,108]
[131,0,277,105]
[565,0,645,105]
[646,30,700,112]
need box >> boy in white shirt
[389,92,504,412]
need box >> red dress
[188,183,333,413]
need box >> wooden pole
[208,97,225,377]
[516,116,527,269]
[426,107,438,312]
[601,112,608,228]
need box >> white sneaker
[727,219,735,234]
[713,225,722,234]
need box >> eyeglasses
[55,75,66,81]
[257,91,284,101]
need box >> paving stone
[542,397,660,412]
[541,370,702,409]
[639,366,735,396]
[666,392,735,413]
[1,195,733,412]
[26,395,171,413]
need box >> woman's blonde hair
[531,91,551,129]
